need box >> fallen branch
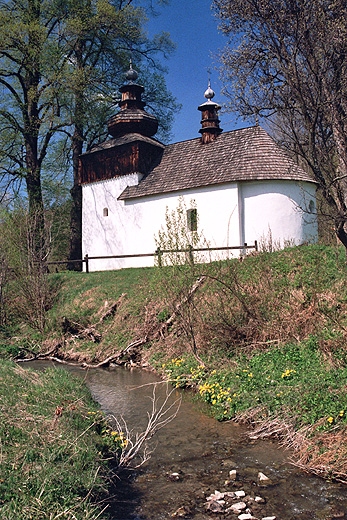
[164,276,206,329]
[110,383,181,468]
[61,317,101,343]
[17,277,206,369]
[81,337,148,369]
[98,293,126,323]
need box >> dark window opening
[103,207,108,217]
[187,208,197,232]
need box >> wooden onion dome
[107,63,159,138]
[198,81,223,143]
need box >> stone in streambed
[171,505,192,517]
[205,500,224,513]
[206,490,225,501]
[229,469,237,480]
[226,501,247,513]
[258,472,272,485]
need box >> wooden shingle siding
[79,133,164,184]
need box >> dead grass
[236,413,347,483]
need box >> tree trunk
[68,37,85,271]
[68,128,83,271]
[68,184,83,271]
[25,120,45,261]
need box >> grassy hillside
[0,361,124,519]
[2,244,347,481]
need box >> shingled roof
[118,125,315,201]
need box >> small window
[308,200,315,213]
[103,207,108,217]
[187,208,197,232]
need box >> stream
[29,362,347,519]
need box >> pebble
[258,472,270,481]
[227,501,247,513]
[203,467,276,519]
[229,469,237,480]
[168,472,181,481]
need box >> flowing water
[28,362,347,519]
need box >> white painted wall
[82,180,240,270]
[82,177,317,271]
[241,181,318,251]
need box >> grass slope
[2,244,347,481]
[0,361,124,519]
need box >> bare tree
[109,383,181,468]
[213,0,347,248]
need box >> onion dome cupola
[198,81,223,143]
[107,62,159,138]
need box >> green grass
[50,267,153,323]
[3,243,347,480]
[157,337,347,428]
[0,361,121,519]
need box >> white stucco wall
[82,177,318,271]
[241,180,318,250]
[82,180,240,271]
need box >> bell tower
[78,63,164,184]
[198,81,223,144]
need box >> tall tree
[213,0,347,248]
[57,0,176,269]
[0,0,176,264]
[0,0,66,256]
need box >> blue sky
[143,0,252,143]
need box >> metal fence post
[84,254,89,273]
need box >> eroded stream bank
[29,361,347,520]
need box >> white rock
[224,491,236,498]
[255,496,265,503]
[262,517,276,520]
[238,514,256,520]
[258,472,270,481]
[234,490,246,498]
[229,469,237,480]
[229,501,247,512]
[206,490,224,501]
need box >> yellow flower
[327,416,334,424]
[281,369,296,379]
[339,410,345,417]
